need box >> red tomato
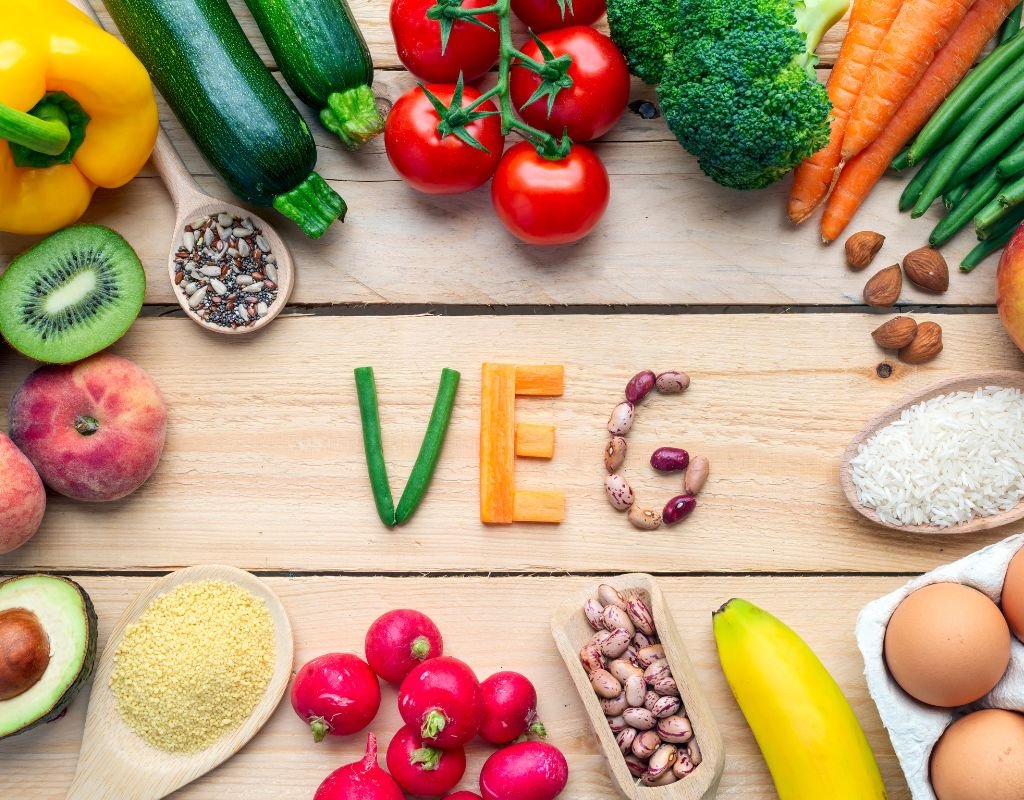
[491,142,610,245]
[390,0,500,82]
[510,26,630,142]
[385,83,505,195]
[511,0,606,32]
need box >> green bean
[998,146,1024,180]
[979,202,1024,241]
[962,233,1013,272]
[900,149,945,213]
[394,368,461,526]
[944,182,970,209]
[1003,3,1024,44]
[891,148,912,172]
[946,127,1024,190]
[910,37,1024,164]
[913,86,1024,217]
[354,366,396,528]
[930,165,1002,246]
[977,173,1024,231]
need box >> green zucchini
[245,0,384,150]
[103,0,345,238]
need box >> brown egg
[884,583,1010,707]
[931,709,1024,800]
[1001,547,1024,640]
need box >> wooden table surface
[2,3,1021,798]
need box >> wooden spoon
[840,370,1024,535]
[65,565,293,800]
[67,0,293,335]
[151,134,294,334]
[551,573,725,800]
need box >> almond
[899,321,943,364]
[872,316,918,349]
[863,264,902,307]
[903,247,949,293]
[845,231,885,270]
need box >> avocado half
[0,575,97,739]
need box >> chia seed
[174,213,279,330]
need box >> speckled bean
[604,436,627,473]
[657,715,693,744]
[685,455,710,496]
[616,726,637,755]
[601,692,628,717]
[653,675,679,697]
[651,696,681,718]
[627,504,663,531]
[625,755,647,778]
[607,402,635,436]
[602,605,636,637]
[608,659,644,683]
[686,739,702,767]
[584,598,605,630]
[626,598,656,636]
[632,730,661,759]
[623,707,657,731]
[650,447,690,472]
[655,371,690,394]
[662,494,697,525]
[645,744,678,781]
[672,754,695,778]
[579,643,605,674]
[625,370,656,404]
[605,474,635,511]
[624,675,646,708]
[600,628,632,658]
[598,584,626,609]
[590,669,622,699]
[636,645,665,668]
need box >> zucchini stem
[272,173,347,239]
[320,86,385,151]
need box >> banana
[713,598,887,800]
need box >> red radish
[313,733,404,800]
[444,794,483,800]
[479,671,546,745]
[386,724,467,797]
[365,609,444,684]
[479,741,569,800]
[291,653,381,742]
[399,656,484,749]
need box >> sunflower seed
[218,213,234,227]
[266,263,278,282]
[210,279,228,295]
[255,235,270,252]
[237,239,251,257]
[233,227,250,238]
[184,281,200,295]
[236,304,250,321]
[257,301,269,316]
[200,266,221,277]
[182,230,195,251]
[242,282,265,293]
[188,286,208,308]
[204,227,214,246]
[236,275,254,286]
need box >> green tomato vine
[424,0,575,159]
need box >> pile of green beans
[896,11,1024,272]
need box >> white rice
[849,387,1024,528]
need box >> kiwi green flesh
[0,575,97,740]
[0,224,145,363]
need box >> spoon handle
[151,130,203,208]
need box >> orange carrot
[822,0,1021,242]
[788,0,904,224]
[515,423,556,459]
[514,364,564,396]
[512,490,564,524]
[480,363,517,524]
[841,0,975,160]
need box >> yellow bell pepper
[0,0,158,235]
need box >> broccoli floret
[657,0,849,190]
[606,0,679,85]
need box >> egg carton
[856,533,1024,800]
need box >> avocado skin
[0,575,98,740]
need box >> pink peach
[9,354,167,502]
[0,433,46,554]
[997,224,1024,354]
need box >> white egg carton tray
[856,533,1024,800]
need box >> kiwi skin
[0,225,145,364]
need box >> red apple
[997,225,1024,353]
[9,354,167,502]
[0,433,46,554]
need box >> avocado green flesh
[0,575,97,739]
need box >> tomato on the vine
[510,26,630,143]
[491,142,609,245]
[385,83,505,195]
[511,0,606,32]
[390,0,500,82]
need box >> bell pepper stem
[320,86,385,151]
[272,172,348,239]
[0,100,71,156]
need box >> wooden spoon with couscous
[65,565,293,800]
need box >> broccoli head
[606,0,679,85]
[657,0,849,191]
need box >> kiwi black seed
[0,225,145,363]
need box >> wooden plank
[2,314,1022,575]
[85,0,854,71]
[0,574,911,799]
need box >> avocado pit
[0,608,51,700]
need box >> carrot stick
[788,0,904,224]
[515,423,556,459]
[480,363,517,524]
[514,365,564,397]
[512,490,564,524]
[841,0,976,160]
[822,0,1020,242]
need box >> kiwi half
[0,225,145,363]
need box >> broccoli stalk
[657,0,849,191]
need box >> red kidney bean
[650,447,690,472]
[625,370,656,404]
[662,495,697,525]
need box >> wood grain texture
[83,0,854,70]
[66,566,293,800]
[840,371,1024,534]
[0,575,911,799]
[1,314,1022,575]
